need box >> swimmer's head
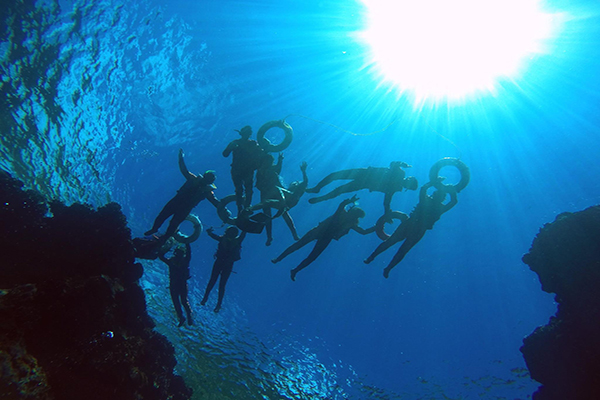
[348,206,366,219]
[432,188,447,202]
[225,226,239,238]
[236,126,252,138]
[203,170,216,184]
[405,176,418,191]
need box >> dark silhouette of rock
[0,170,192,400]
[521,206,600,399]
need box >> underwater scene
[2,0,600,398]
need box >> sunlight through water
[357,0,560,100]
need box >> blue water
[3,0,600,398]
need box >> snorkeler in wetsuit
[307,161,418,214]
[201,226,246,313]
[222,126,264,214]
[248,161,309,241]
[159,243,193,327]
[145,149,219,242]
[254,152,286,245]
[364,180,457,278]
[272,195,375,281]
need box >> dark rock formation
[0,170,192,400]
[521,206,600,399]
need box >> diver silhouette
[159,243,194,327]
[307,161,418,214]
[201,226,246,313]
[364,180,457,278]
[272,195,375,281]
[223,126,264,214]
[249,161,309,241]
[144,149,219,242]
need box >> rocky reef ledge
[0,170,192,400]
[521,206,600,399]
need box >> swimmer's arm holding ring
[443,187,458,213]
[206,227,220,241]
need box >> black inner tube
[428,158,470,193]
[174,214,202,243]
[257,120,293,153]
[217,194,237,225]
[375,211,408,241]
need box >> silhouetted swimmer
[248,161,309,241]
[159,243,193,327]
[222,126,264,214]
[307,161,418,214]
[145,149,219,243]
[254,152,285,246]
[364,180,457,278]
[272,195,375,281]
[201,226,246,313]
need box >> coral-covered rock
[0,170,191,400]
[521,206,600,400]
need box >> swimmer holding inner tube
[364,156,469,278]
[364,179,458,278]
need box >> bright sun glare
[358,0,557,100]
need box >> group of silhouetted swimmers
[134,121,470,325]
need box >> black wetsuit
[223,138,263,211]
[159,243,193,326]
[201,231,246,312]
[255,155,284,244]
[272,198,375,280]
[147,179,217,240]
[145,152,219,240]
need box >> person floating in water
[222,125,264,214]
[364,179,457,278]
[272,195,375,281]
[248,161,309,241]
[254,152,285,246]
[158,243,194,327]
[306,161,418,214]
[201,226,246,313]
[144,149,219,243]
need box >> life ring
[257,120,293,153]
[217,194,237,225]
[429,158,470,193]
[174,214,202,244]
[375,211,409,241]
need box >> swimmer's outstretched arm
[178,149,197,179]
[338,195,358,212]
[222,140,236,157]
[206,227,220,241]
[184,243,192,263]
[206,191,220,208]
[442,189,458,213]
[383,192,394,215]
[299,161,308,190]
[275,153,284,175]
[352,224,377,235]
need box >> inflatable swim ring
[217,194,237,225]
[428,158,470,193]
[257,120,293,153]
[375,211,409,241]
[174,214,202,244]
